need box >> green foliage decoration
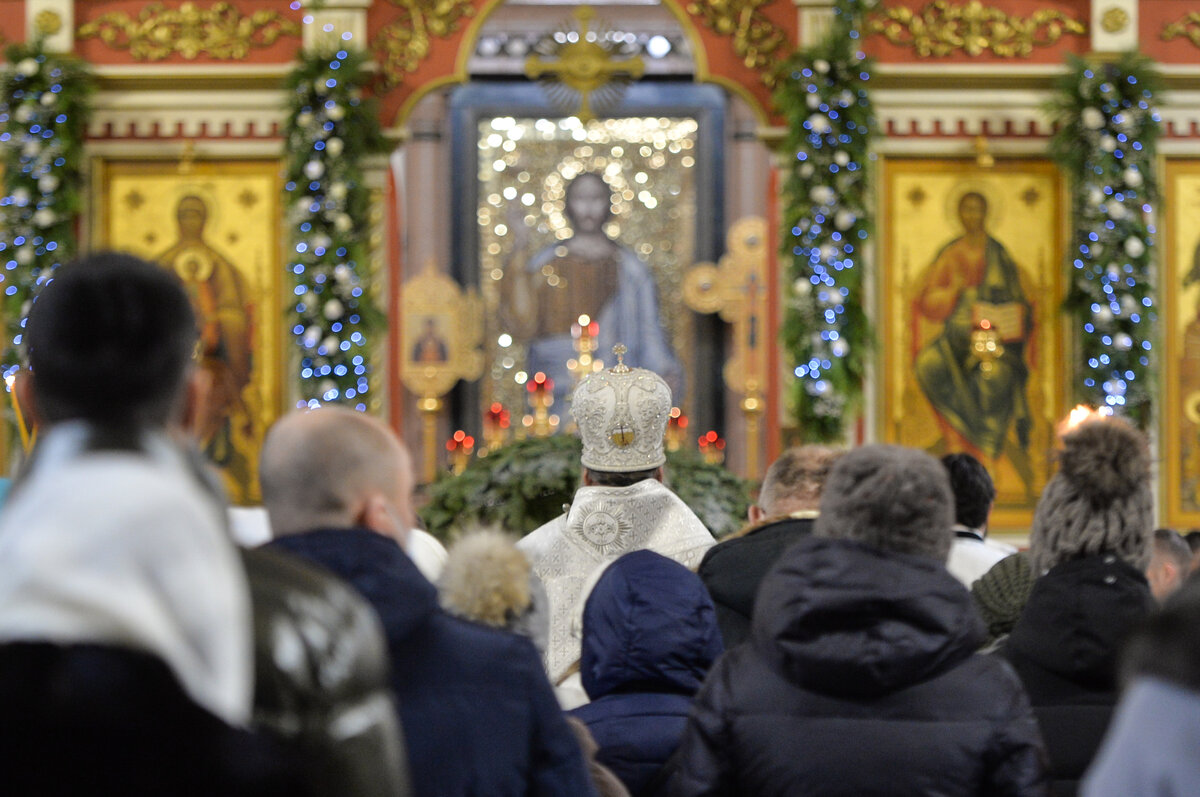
[418,436,754,543]
[283,47,386,409]
[773,0,876,441]
[1049,53,1160,426]
[0,37,92,377]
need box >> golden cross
[524,6,644,122]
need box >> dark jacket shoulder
[697,515,815,648]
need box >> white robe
[518,479,714,681]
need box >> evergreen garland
[283,48,386,409]
[0,38,91,376]
[774,0,876,441]
[1049,53,1160,426]
[418,436,754,543]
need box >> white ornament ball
[38,174,59,194]
[11,187,31,207]
[334,264,353,283]
[1113,333,1133,351]
[1105,201,1127,221]
[303,160,325,180]
[1124,237,1146,258]
[1123,168,1143,188]
[325,137,344,157]
[808,114,832,135]
[1121,294,1139,315]
[805,93,821,110]
[303,326,321,347]
[1095,305,1113,323]
[13,105,34,124]
[1081,106,1106,130]
[21,140,41,158]
[32,208,56,228]
[1106,264,1122,281]
[314,78,328,94]
[813,59,831,74]
[321,335,339,352]
[296,112,314,129]
[1087,186,1105,207]
[826,290,845,306]
[819,244,838,262]
[799,163,815,179]
[39,92,56,107]
[809,185,836,206]
[1099,135,1117,153]
[312,234,332,252]
[328,182,348,201]
[793,278,812,297]
[15,58,39,78]
[831,339,849,357]
[334,213,354,233]
[325,103,345,122]
[834,209,856,230]
[833,151,851,167]
[15,246,34,266]
[323,299,344,320]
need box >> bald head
[260,407,413,540]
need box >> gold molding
[684,0,787,85]
[1163,13,1200,49]
[867,0,1086,58]
[373,0,475,87]
[77,2,300,61]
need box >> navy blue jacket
[570,550,723,797]
[268,528,595,797]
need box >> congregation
[0,250,1196,796]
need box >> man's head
[940,452,996,533]
[564,173,612,235]
[814,444,954,562]
[1147,528,1192,604]
[749,445,843,523]
[958,191,988,235]
[260,407,414,542]
[23,252,198,430]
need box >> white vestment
[518,478,714,681]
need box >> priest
[518,346,714,683]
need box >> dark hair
[959,191,988,214]
[1153,528,1192,573]
[1185,530,1200,554]
[26,252,197,429]
[941,453,996,530]
[584,467,658,488]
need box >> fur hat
[1029,418,1153,575]
[438,529,549,653]
[814,444,954,562]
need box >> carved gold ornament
[867,0,1087,58]
[525,6,644,122]
[34,10,63,37]
[373,0,475,86]
[1163,13,1200,48]
[686,0,786,83]
[1100,7,1130,34]
[77,2,300,61]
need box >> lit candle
[5,373,31,454]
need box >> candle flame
[1059,404,1110,436]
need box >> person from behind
[571,550,723,797]
[259,407,596,797]
[0,253,296,794]
[971,550,1035,651]
[1145,528,1191,604]
[1001,418,1156,797]
[942,452,1016,587]
[1082,575,1200,796]
[698,445,841,647]
[671,445,1047,796]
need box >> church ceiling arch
[377,0,796,129]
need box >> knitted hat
[971,551,1034,642]
[1029,418,1153,575]
[571,344,671,473]
[814,444,954,562]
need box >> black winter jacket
[672,536,1048,797]
[697,516,814,648]
[1001,554,1154,797]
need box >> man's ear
[748,504,766,524]
[179,368,212,439]
[14,369,42,429]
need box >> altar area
[4,0,1200,533]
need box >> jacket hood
[267,527,438,642]
[1008,554,1153,688]
[581,549,723,700]
[752,536,984,698]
